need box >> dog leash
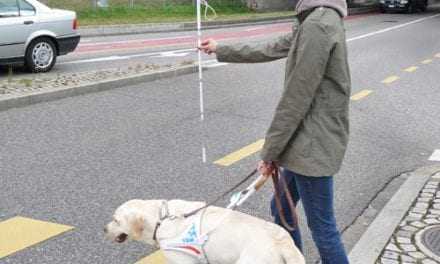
[183,169,258,218]
[272,166,298,232]
[183,166,298,232]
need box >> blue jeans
[271,168,349,264]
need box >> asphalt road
[1,6,440,264]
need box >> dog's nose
[104,227,108,233]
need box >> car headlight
[380,0,385,3]
[401,0,408,3]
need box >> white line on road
[60,49,196,65]
[429,150,440,161]
[60,55,130,64]
[347,14,440,42]
[78,36,192,47]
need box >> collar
[152,201,177,243]
[296,7,317,24]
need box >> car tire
[25,37,57,73]
[420,1,427,11]
[380,7,386,13]
[406,2,415,13]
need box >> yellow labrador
[105,199,304,264]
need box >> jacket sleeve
[260,21,334,162]
[215,32,295,63]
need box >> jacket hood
[296,0,348,17]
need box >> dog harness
[154,202,210,264]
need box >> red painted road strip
[76,12,378,54]
[76,23,291,53]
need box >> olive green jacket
[216,7,351,176]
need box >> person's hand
[199,38,218,55]
[258,160,276,177]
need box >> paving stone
[412,208,428,214]
[396,230,413,238]
[429,209,440,215]
[408,252,426,259]
[411,221,427,228]
[426,214,438,218]
[415,202,430,209]
[423,189,437,194]
[419,198,432,202]
[400,254,416,263]
[397,237,412,244]
[381,258,399,264]
[433,199,440,203]
[386,243,401,252]
[433,204,440,210]
[421,193,434,198]
[383,251,399,259]
[407,215,423,221]
[422,259,438,264]
[401,225,419,232]
[400,244,417,252]
[424,218,440,224]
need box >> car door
[0,0,35,60]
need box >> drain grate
[416,225,440,261]
[421,226,440,255]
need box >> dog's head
[105,199,159,244]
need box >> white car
[0,0,80,72]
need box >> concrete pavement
[1,5,440,264]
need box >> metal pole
[196,0,206,163]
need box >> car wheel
[380,7,386,13]
[407,2,415,13]
[25,37,57,73]
[420,1,427,11]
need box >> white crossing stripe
[429,150,440,161]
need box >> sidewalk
[79,6,378,37]
[349,165,440,264]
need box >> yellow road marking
[214,139,265,166]
[0,216,74,259]
[381,75,400,84]
[136,251,166,264]
[404,66,418,72]
[350,90,373,101]
[421,59,433,64]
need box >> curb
[79,6,378,37]
[0,65,198,112]
[348,165,440,264]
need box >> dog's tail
[280,239,305,264]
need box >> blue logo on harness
[182,224,198,244]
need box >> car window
[18,0,35,16]
[0,0,20,17]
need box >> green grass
[44,0,294,26]
[76,3,245,25]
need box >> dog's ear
[130,216,145,240]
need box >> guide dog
[105,199,304,264]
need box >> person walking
[200,0,351,263]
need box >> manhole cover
[416,225,440,261]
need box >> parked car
[379,0,428,13]
[0,0,80,72]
